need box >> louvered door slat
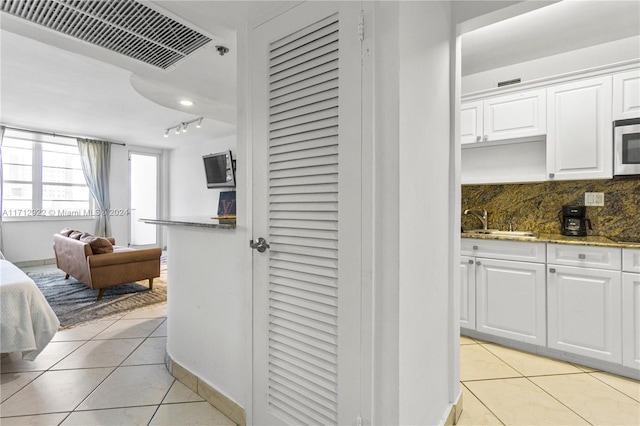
[270,235,339,250]
[270,182,339,195]
[271,97,339,124]
[270,164,339,180]
[270,371,337,410]
[270,260,337,279]
[270,211,339,222]
[270,105,338,131]
[270,268,338,289]
[270,346,337,382]
[270,35,338,76]
[270,70,339,101]
[269,60,339,92]
[270,136,338,155]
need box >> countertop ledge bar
[462,232,640,249]
[140,217,236,229]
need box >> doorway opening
[129,151,160,248]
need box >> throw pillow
[60,228,74,237]
[68,231,83,239]
[80,235,114,254]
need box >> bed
[0,259,60,360]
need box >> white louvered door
[251,2,362,425]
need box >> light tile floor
[1,267,234,426]
[458,335,640,426]
[3,264,639,425]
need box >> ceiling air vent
[0,0,212,70]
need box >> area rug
[27,268,167,329]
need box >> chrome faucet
[464,208,488,230]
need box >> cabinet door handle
[473,245,478,250]
[549,173,555,178]
[578,254,586,259]
[476,261,482,266]
[468,259,474,265]
[549,268,556,273]
[476,135,481,142]
[483,135,488,141]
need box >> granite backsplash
[461,179,640,242]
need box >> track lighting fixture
[164,117,203,137]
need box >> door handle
[250,237,270,253]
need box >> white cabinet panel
[476,258,546,345]
[460,256,476,330]
[547,244,621,271]
[546,76,613,180]
[547,265,622,363]
[623,248,640,273]
[461,239,546,262]
[461,101,483,145]
[483,89,546,142]
[613,69,640,120]
[622,272,640,369]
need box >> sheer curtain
[0,126,5,253]
[77,138,111,237]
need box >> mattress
[0,260,60,360]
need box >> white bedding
[0,259,59,360]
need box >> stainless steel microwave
[614,118,640,177]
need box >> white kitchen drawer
[461,239,546,263]
[547,244,621,270]
[623,248,640,273]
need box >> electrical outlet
[585,192,604,206]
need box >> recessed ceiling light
[180,100,193,106]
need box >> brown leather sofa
[53,232,161,300]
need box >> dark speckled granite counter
[462,179,640,243]
[462,232,640,249]
[140,216,236,229]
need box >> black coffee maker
[558,205,592,237]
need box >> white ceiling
[462,0,640,76]
[0,1,293,149]
[0,1,638,149]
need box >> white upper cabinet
[460,101,483,145]
[461,89,546,145]
[613,69,640,120]
[546,76,613,181]
[482,89,547,142]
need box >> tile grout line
[483,341,595,425]
[55,314,165,419]
[586,371,640,404]
[460,382,506,426]
[524,373,594,425]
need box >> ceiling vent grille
[0,0,212,69]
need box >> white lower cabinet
[476,258,546,345]
[460,256,476,330]
[460,239,546,344]
[622,273,640,369]
[461,239,638,376]
[622,248,640,369]
[547,265,622,363]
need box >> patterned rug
[27,267,167,329]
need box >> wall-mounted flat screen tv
[203,150,236,188]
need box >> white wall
[463,35,640,94]
[366,2,458,425]
[168,135,236,217]
[397,2,456,424]
[164,133,248,406]
[2,143,130,263]
[165,225,245,406]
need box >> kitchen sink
[463,229,538,239]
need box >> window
[2,129,92,218]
